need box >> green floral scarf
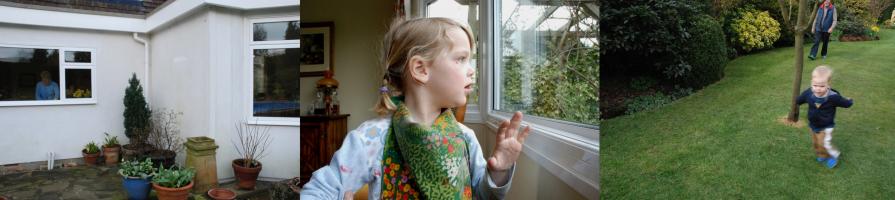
[381,98,472,200]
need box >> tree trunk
[787,0,819,122]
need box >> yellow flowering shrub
[730,9,780,52]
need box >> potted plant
[147,108,184,169]
[119,158,156,200]
[152,165,195,200]
[232,121,272,190]
[82,141,100,166]
[103,132,121,166]
[123,73,154,161]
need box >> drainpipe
[132,33,150,105]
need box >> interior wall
[298,0,395,130]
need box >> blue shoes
[815,157,838,168]
[825,157,839,169]
[808,55,816,60]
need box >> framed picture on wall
[300,22,334,77]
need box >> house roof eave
[0,0,299,33]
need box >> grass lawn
[600,29,895,199]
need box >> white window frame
[480,0,599,198]
[0,44,97,107]
[421,0,438,17]
[244,16,301,126]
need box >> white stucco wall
[0,23,145,165]
[149,8,212,145]
[0,2,299,181]
[149,5,300,180]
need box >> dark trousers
[810,31,831,57]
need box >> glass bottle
[313,91,325,115]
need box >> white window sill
[483,111,599,199]
[246,117,300,127]
[0,99,97,107]
[463,104,483,123]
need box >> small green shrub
[729,9,781,52]
[840,11,870,35]
[630,77,657,92]
[625,93,674,115]
[603,1,728,90]
[675,15,729,89]
[84,141,100,154]
[124,73,151,141]
[119,158,156,179]
[152,166,195,188]
[670,86,695,99]
[841,0,875,26]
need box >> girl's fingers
[509,112,523,136]
[497,120,509,141]
[488,157,499,170]
[517,125,531,144]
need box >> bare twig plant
[233,120,272,168]
[147,108,184,154]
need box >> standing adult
[810,0,837,60]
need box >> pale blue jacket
[300,116,515,200]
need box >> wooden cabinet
[299,114,349,187]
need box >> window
[64,51,92,63]
[426,0,482,122]
[482,0,599,198]
[253,21,301,42]
[494,0,598,126]
[0,45,95,106]
[247,17,300,125]
[64,69,92,99]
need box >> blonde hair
[812,65,833,83]
[373,17,475,116]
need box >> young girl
[300,18,531,199]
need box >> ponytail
[373,78,396,116]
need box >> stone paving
[0,166,125,199]
[0,166,285,200]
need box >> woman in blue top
[35,71,59,100]
[810,0,837,60]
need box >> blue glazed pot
[122,176,153,200]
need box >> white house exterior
[0,0,300,181]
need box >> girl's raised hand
[487,111,531,186]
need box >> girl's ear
[408,55,430,85]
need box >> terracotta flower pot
[122,143,154,161]
[152,181,194,200]
[232,159,262,190]
[82,150,100,166]
[103,145,120,166]
[207,188,236,200]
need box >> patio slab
[0,165,281,200]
